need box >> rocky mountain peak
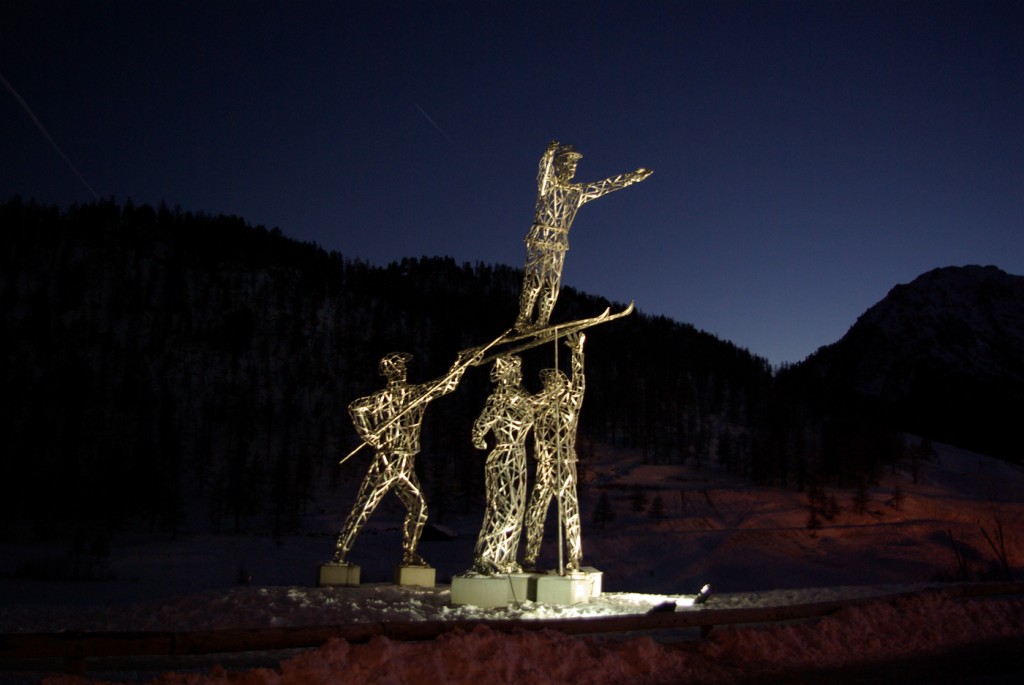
[795,264,1024,460]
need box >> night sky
[3,1,1022,367]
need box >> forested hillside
[1,198,777,538]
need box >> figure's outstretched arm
[579,167,653,203]
[421,347,485,402]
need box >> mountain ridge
[789,264,1024,461]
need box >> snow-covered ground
[3,440,1024,683]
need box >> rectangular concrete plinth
[535,573,589,605]
[536,567,603,605]
[451,568,602,607]
[450,573,533,608]
[318,562,360,587]
[395,565,436,587]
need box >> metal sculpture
[516,141,652,331]
[469,355,534,574]
[523,332,586,572]
[332,349,479,566]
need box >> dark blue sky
[3,1,1022,366]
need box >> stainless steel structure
[469,355,535,574]
[333,141,648,587]
[516,141,652,331]
[332,350,478,566]
[523,332,587,572]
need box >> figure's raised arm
[566,332,586,398]
[579,167,653,203]
[537,141,561,197]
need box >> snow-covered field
[3,440,1024,683]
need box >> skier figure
[516,141,652,331]
[469,355,534,574]
[523,332,586,571]
[333,349,479,567]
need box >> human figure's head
[491,355,522,385]
[555,145,582,181]
[379,352,412,382]
[539,368,569,396]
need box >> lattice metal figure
[516,141,652,331]
[469,355,535,574]
[523,332,586,572]
[333,350,477,566]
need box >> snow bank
[36,592,1024,685]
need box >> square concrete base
[536,570,597,605]
[317,562,360,587]
[450,573,533,608]
[395,564,436,587]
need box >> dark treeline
[0,198,903,538]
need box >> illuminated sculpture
[469,355,534,574]
[332,349,480,567]
[523,331,586,572]
[516,141,653,331]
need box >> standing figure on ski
[523,332,587,571]
[516,141,652,332]
[333,349,479,567]
[469,355,535,574]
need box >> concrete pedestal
[395,564,436,587]
[450,573,533,608]
[451,567,602,607]
[536,570,597,605]
[317,562,361,587]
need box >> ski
[472,301,635,367]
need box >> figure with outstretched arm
[523,331,587,572]
[468,355,535,574]
[332,348,480,567]
[516,141,652,331]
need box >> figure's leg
[393,457,429,565]
[485,447,522,572]
[332,457,391,562]
[523,460,554,566]
[516,261,543,330]
[558,461,583,571]
[494,447,528,571]
[534,250,566,327]
[471,453,502,573]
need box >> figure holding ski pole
[523,331,587,572]
[332,347,482,567]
